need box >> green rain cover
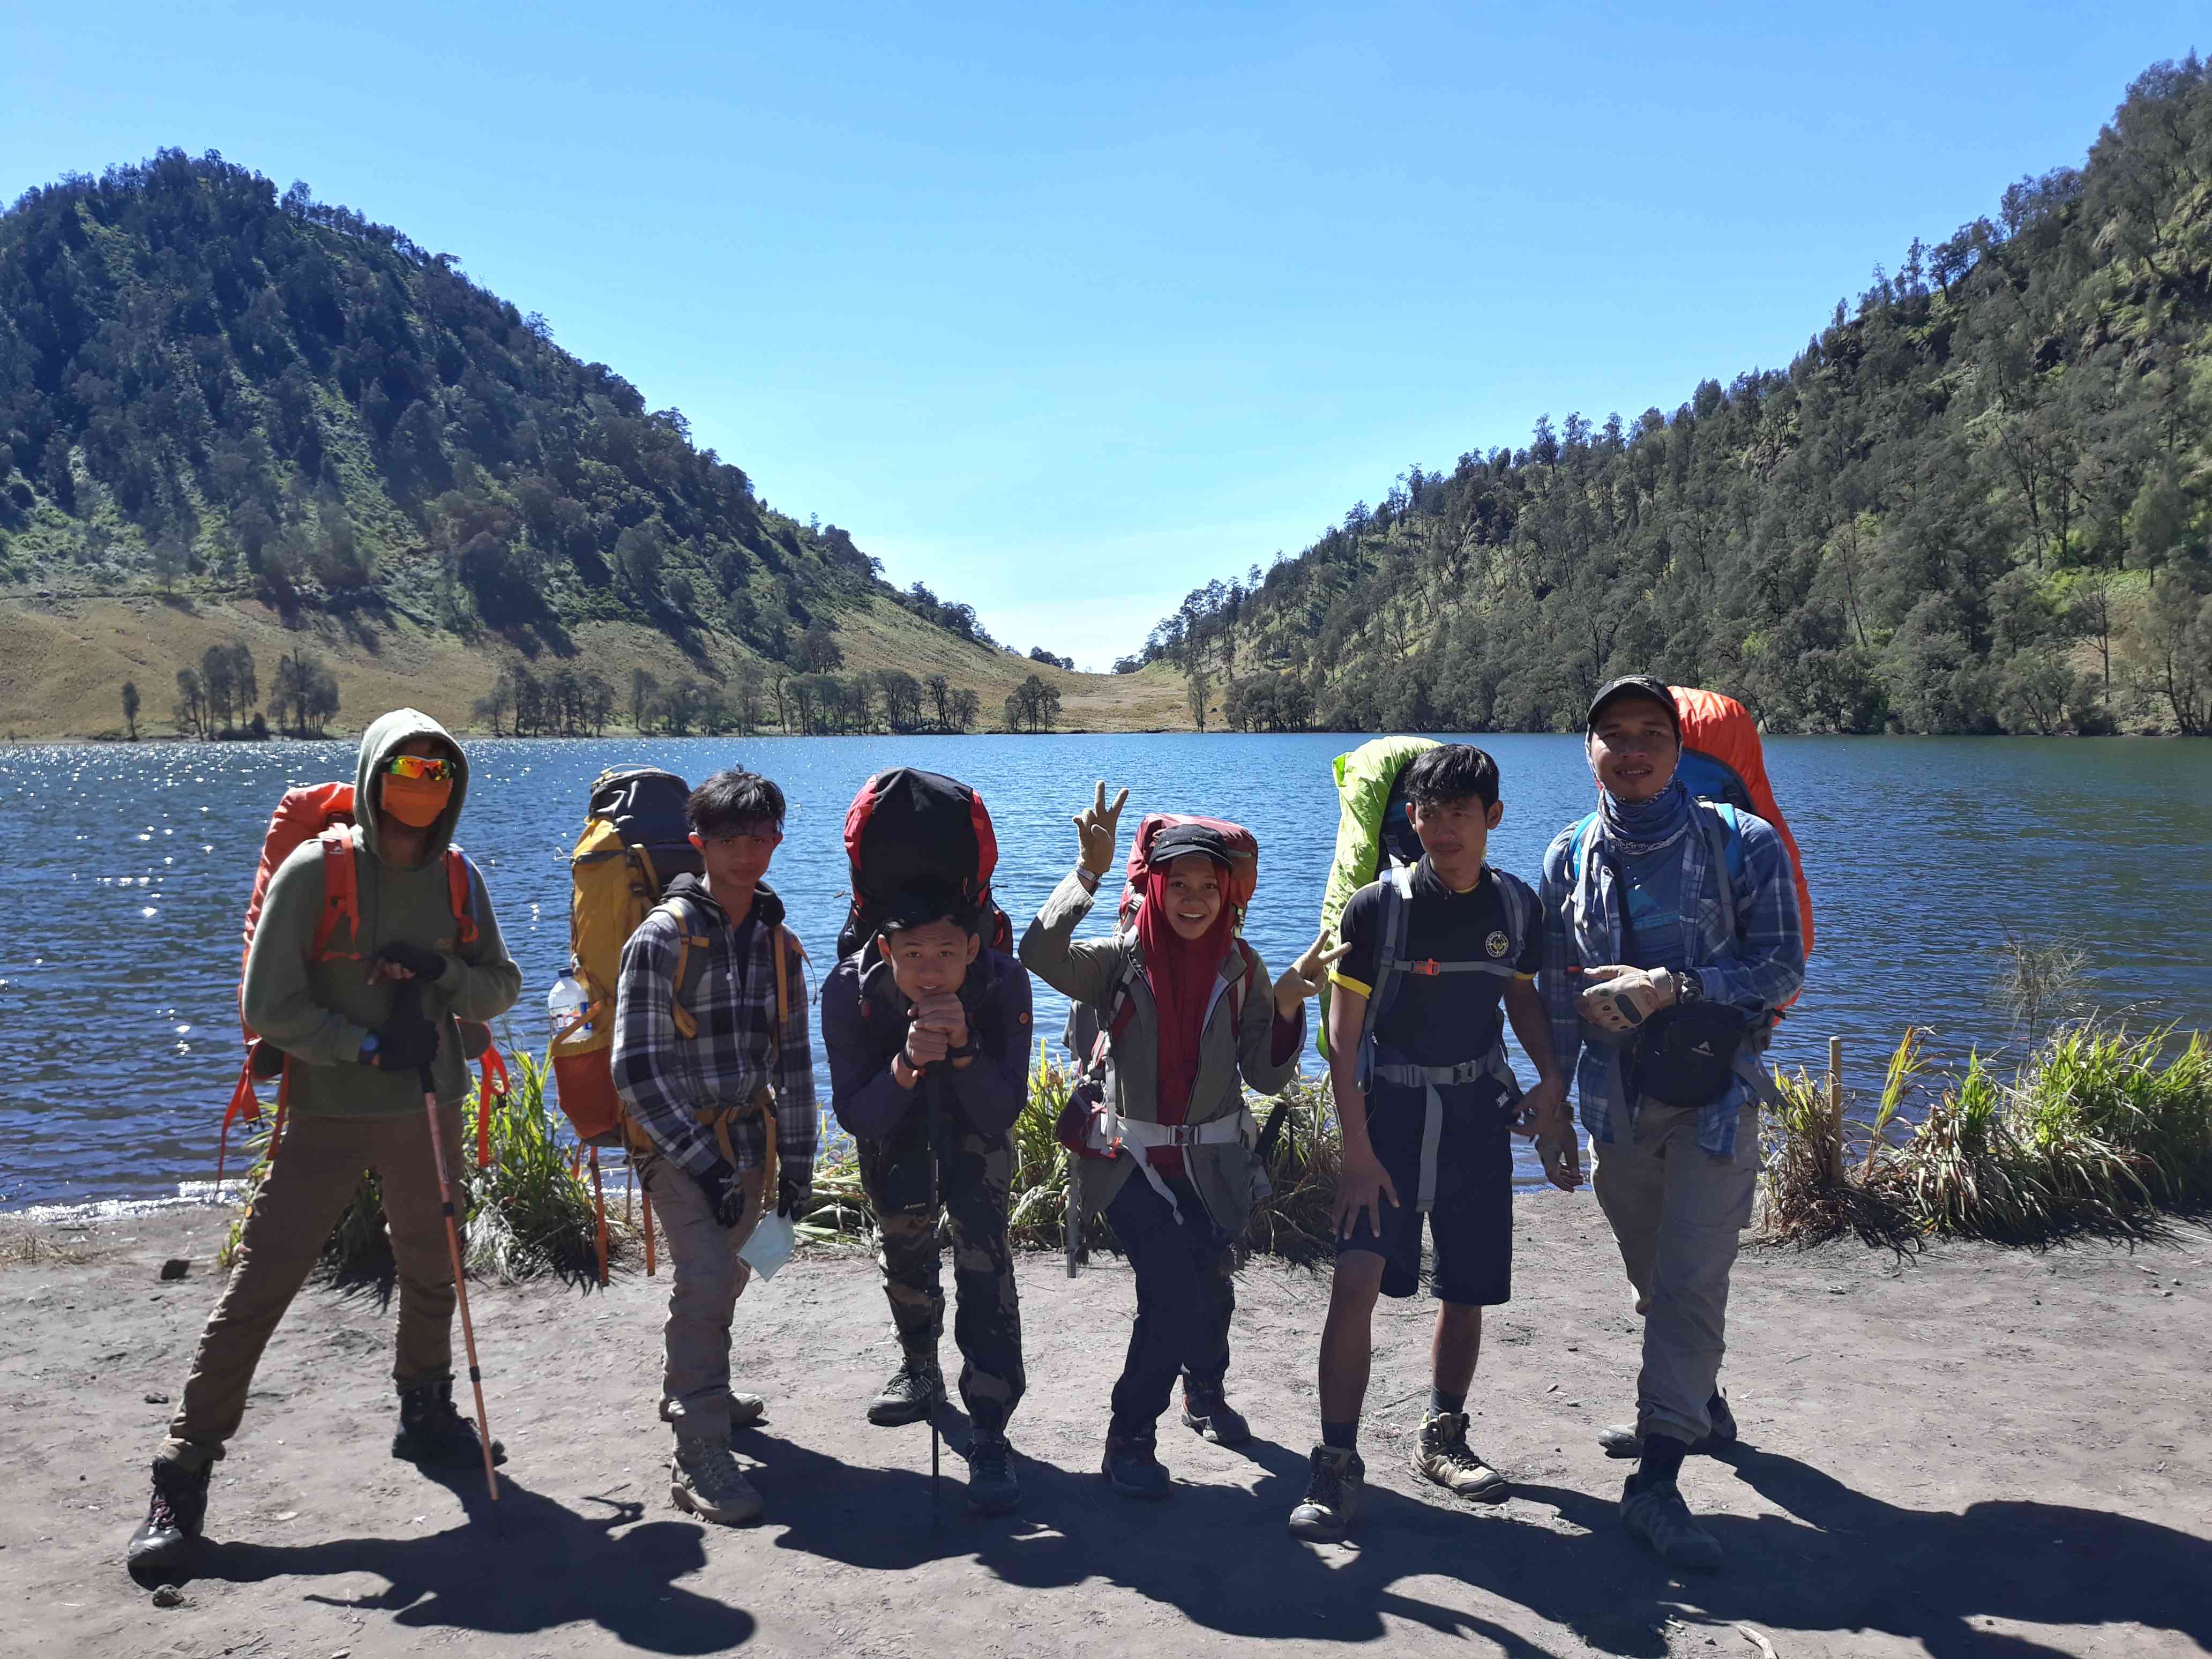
[1315,734,1438,1061]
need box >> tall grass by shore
[221,1049,637,1287]
[222,1014,2210,1286]
[1761,1025,2212,1248]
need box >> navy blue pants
[1104,1169,1235,1439]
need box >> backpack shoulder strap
[767,922,791,1068]
[309,827,362,961]
[656,891,715,1042]
[442,848,480,947]
[1354,868,1414,1086]
[1492,865,1537,963]
[1566,811,1601,884]
[1698,803,1743,941]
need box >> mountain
[0,151,1177,736]
[1135,56,2212,737]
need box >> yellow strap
[768,923,789,1066]
[670,932,708,1041]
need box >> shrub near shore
[1763,1025,2212,1247]
[224,1022,2211,1282]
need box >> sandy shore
[3,1196,2207,1659]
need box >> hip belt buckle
[1410,958,1441,976]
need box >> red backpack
[1114,813,1260,933]
[837,768,1013,958]
[220,783,507,1185]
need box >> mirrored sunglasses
[385,755,455,782]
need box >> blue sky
[6,4,2201,666]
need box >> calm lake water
[4,733,2208,1210]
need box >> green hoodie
[241,708,523,1117]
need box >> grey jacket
[1020,868,1303,1235]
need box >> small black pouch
[1627,1003,1748,1110]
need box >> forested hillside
[1138,58,2212,736]
[0,150,1118,735]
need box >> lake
[4,733,2207,1210]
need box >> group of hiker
[128,670,1807,1585]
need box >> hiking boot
[1180,1385,1252,1447]
[866,1355,946,1427]
[1100,1433,1172,1499]
[1287,1445,1365,1541]
[1410,1410,1509,1503]
[126,1459,211,1581]
[392,1380,506,1468]
[963,1430,1021,1516]
[728,1391,767,1430]
[1598,1393,1737,1460]
[1620,1473,1723,1572]
[670,1436,764,1526]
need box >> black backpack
[838,767,1013,959]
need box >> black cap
[1147,822,1234,871]
[1586,675,1680,742]
[877,878,973,935]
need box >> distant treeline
[115,640,340,741]
[1137,58,2212,737]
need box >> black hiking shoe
[1620,1472,1723,1572]
[126,1459,211,1582]
[1101,1433,1172,1499]
[1410,1410,1509,1502]
[1287,1445,1364,1541]
[392,1380,506,1468]
[1180,1385,1252,1447]
[866,1356,946,1427]
[963,1430,1021,1516]
[1598,1393,1737,1460]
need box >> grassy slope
[0,588,1193,739]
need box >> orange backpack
[220,782,508,1185]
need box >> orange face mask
[380,775,452,829]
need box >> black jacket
[821,946,1032,1140]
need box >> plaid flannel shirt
[610,891,816,1184]
[1537,803,1804,1159]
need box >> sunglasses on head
[385,755,455,782]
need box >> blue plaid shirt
[1537,802,1804,1158]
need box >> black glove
[695,1159,750,1230]
[375,941,449,983]
[369,1007,440,1073]
[776,1171,812,1222]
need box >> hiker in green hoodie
[127,710,523,1582]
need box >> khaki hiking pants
[161,1102,468,1470]
[639,1152,766,1445]
[1591,1098,1759,1449]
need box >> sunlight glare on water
[2,733,2207,1209]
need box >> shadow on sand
[193,1463,754,1655]
[185,1420,2211,1658]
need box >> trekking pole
[420,1059,500,1503]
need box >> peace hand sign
[1073,781,1130,876]
[1273,928,1352,1018]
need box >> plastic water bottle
[547,972,589,1044]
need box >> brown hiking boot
[1410,1410,1509,1502]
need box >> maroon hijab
[1134,856,1233,1130]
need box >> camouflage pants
[856,1105,1026,1433]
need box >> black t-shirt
[1333,859,1540,1066]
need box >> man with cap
[820,877,1034,1515]
[1536,676,1804,1571]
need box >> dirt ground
[3,1196,2207,1659]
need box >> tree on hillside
[173,668,207,738]
[731,659,764,735]
[951,687,980,731]
[796,623,844,673]
[1187,662,1210,732]
[270,647,340,736]
[630,668,660,732]
[1004,673,1062,733]
[878,669,923,731]
[925,672,953,731]
[121,679,139,741]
